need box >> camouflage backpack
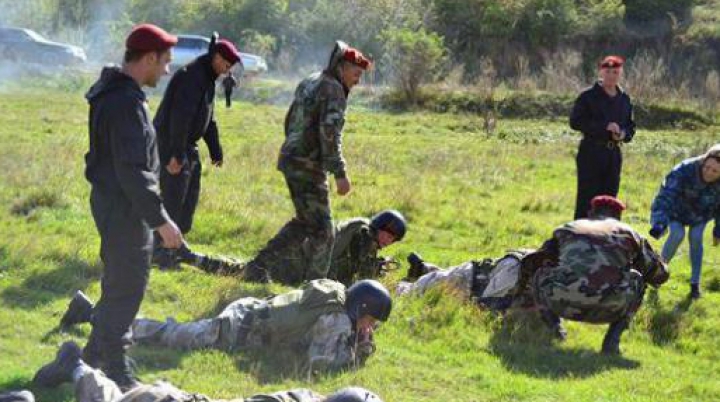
[256,279,348,345]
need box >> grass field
[0,86,718,402]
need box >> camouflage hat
[325,387,383,402]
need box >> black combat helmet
[370,210,407,241]
[346,279,392,322]
[325,387,383,402]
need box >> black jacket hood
[85,65,145,103]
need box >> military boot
[242,261,272,283]
[104,355,142,393]
[601,318,629,355]
[60,290,94,328]
[33,341,82,387]
[690,283,701,300]
[152,246,179,270]
[539,309,567,341]
[406,252,427,281]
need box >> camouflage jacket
[650,156,720,237]
[327,218,380,286]
[243,280,366,371]
[545,218,668,288]
[278,71,348,178]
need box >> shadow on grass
[488,310,640,379]
[647,291,693,346]
[0,255,100,310]
[0,376,76,402]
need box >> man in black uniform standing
[569,55,635,219]
[153,34,241,268]
[83,23,183,390]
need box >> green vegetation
[0,87,718,401]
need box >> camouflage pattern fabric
[327,218,380,286]
[532,218,667,323]
[278,71,348,178]
[131,281,359,370]
[75,366,320,402]
[248,170,334,284]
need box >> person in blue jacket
[650,144,720,299]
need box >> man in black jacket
[153,35,241,268]
[83,23,183,390]
[569,55,635,219]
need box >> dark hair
[123,49,166,63]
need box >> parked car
[0,27,86,65]
[171,34,268,76]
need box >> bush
[379,27,448,103]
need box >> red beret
[599,55,624,69]
[216,39,241,65]
[591,195,626,213]
[126,23,177,52]
[343,47,372,70]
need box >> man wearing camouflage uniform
[243,41,372,283]
[528,195,668,354]
[400,196,668,354]
[33,343,383,402]
[192,210,406,286]
[59,279,392,372]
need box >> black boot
[406,252,427,281]
[242,261,272,284]
[690,283,701,300]
[539,309,567,341]
[104,355,141,393]
[152,247,179,270]
[602,318,629,355]
[60,290,94,328]
[33,341,82,387]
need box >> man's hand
[166,157,182,175]
[606,122,621,134]
[336,176,351,196]
[611,130,625,142]
[157,220,183,249]
[649,225,666,240]
[211,159,223,167]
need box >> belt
[583,139,622,150]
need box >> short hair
[123,49,164,63]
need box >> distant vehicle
[0,27,87,65]
[172,34,268,76]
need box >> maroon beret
[591,195,626,213]
[343,47,372,70]
[216,39,241,65]
[126,23,178,52]
[599,55,624,69]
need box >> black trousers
[86,188,152,365]
[160,148,202,234]
[224,89,232,108]
[574,140,622,219]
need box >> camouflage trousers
[533,265,646,324]
[131,297,267,351]
[75,367,235,402]
[249,170,334,284]
[397,262,475,296]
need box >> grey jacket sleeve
[109,101,170,228]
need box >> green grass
[0,87,718,401]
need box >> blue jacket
[650,157,720,237]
